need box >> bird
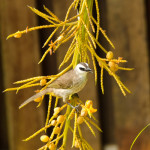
[19,62,92,109]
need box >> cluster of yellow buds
[22,96,100,150]
[39,112,66,150]
[107,51,118,72]
[77,100,97,124]
[40,135,55,150]
[105,51,132,74]
[70,100,100,149]
[97,50,133,95]
[33,79,47,104]
[106,51,120,73]
[24,104,67,150]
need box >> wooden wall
[0,0,45,150]
[100,0,150,150]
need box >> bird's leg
[66,93,81,112]
[66,101,81,113]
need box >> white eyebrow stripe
[79,62,88,68]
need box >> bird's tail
[19,88,52,109]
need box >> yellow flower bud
[34,89,40,93]
[40,135,49,142]
[75,139,80,148]
[34,97,42,102]
[108,61,115,68]
[40,79,47,86]
[57,115,65,124]
[108,61,118,72]
[81,108,88,117]
[57,34,64,42]
[54,107,61,114]
[51,120,57,126]
[99,61,103,67]
[14,31,22,38]
[106,51,113,60]
[48,143,56,150]
[85,100,93,108]
[77,116,84,124]
[54,127,61,134]
[89,107,97,113]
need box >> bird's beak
[86,68,93,73]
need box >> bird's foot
[67,101,81,113]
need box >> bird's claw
[74,103,81,113]
[67,102,81,113]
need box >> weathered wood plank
[106,0,150,149]
[0,0,45,149]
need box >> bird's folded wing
[48,70,75,89]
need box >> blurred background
[0,0,149,150]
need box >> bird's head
[74,62,92,75]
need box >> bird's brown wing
[48,70,75,89]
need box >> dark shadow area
[93,0,116,147]
[0,35,9,149]
[145,0,150,73]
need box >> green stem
[62,0,94,149]
[79,0,94,62]
[81,0,94,39]
[62,104,72,149]
[62,95,77,149]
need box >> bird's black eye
[79,67,85,71]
